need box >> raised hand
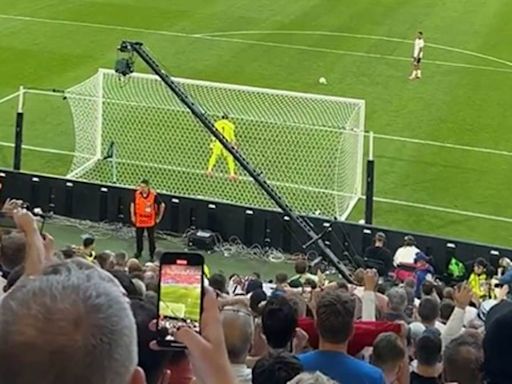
[174,287,236,384]
[12,208,38,235]
[363,269,379,292]
[453,283,473,309]
[2,199,24,215]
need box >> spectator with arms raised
[299,290,385,384]
[352,268,389,315]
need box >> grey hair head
[288,371,339,384]
[386,287,408,313]
[114,251,128,267]
[0,261,137,384]
[221,306,254,364]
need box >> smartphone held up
[0,212,17,230]
[157,252,205,349]
[0,201,51,234]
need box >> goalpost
[63,68,365,219]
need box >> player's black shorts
[413,57,422,65]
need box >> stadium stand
[0,197,511,384]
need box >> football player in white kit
[409,31,425,80]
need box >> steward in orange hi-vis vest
[130,179,166,260]
[134,189,157,228]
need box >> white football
[319,77,327,85]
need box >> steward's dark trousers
[135,226,156,259]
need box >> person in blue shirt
[414,252,434,299]
[298,290,385,384]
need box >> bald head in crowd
[221,306,254,364]
[0,261,145,384]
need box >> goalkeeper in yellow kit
[206,114,238,180]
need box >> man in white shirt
[409,31,425,80]
[394,235,421,266]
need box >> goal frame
[89,68,365,219]
[13,68,366,220]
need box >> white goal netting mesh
[65,69,365,218]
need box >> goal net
[64,69,365,219]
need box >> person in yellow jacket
[468,258,494,301]
[206,114,237,181]
[77,234,96,262]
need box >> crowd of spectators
[0,199,512,384]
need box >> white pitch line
[198,30,512,68]
[88,158,512,223]
[1,140,511,223]
[199,30,413,43]
[0,91,20,105]
[0,141,77,157]
[0,14,511,74]
[374,196,512,224]
[0,14,192,38]
[109,159,512,222]
[22,87,512,156]
[114,157,354,197]
[4,130,511,171]
[371,133,512,157]
[23,145,76,156]
[67,157,98,178]
[2,14,512,222]
[197,35,512,73]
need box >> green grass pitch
[0,0,511,247]
[73,77,357,218]
[160,284,201,321]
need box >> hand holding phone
[157,252,204,349]
[151,286,237,384]
[0,212,17,230]
[13,209,40,234]
[1,199,24,215]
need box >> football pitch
[160,284,201,321]
[0,0,511,247]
